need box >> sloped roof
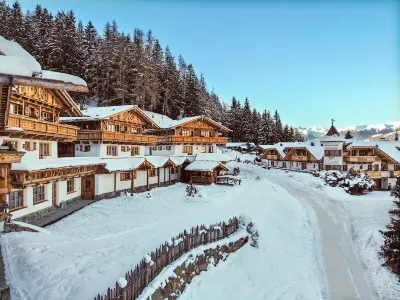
[185,161,229,172]
[143,110,229,132]
[60,105,159,127]
[326,125,340,137]
[195,153,233,162]
[101,157,146,172]
[0,35,87,90]
[169,156,191,166]
[12,157,104,171]
[145,156,175,168]
[346,141,400,163]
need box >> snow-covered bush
[239,214,259,248]
[186,181,197,197]
[317,170,375,195]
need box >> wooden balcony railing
[156,136,227,145]
[7,115,77,137]
[265,155,278,160]
[366,171,382,179]
[77,130,157,144]
[291,155,308,161]
[392,171,400,177]
[345,156,377,163]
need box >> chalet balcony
[77,130,157,144]
[366,171,381,179]
[265,155,278,160]
[345,156,377,163]
[291,155,308,161]
[156,136,228,145]
[392,171,400,177]
[6,115,78,140]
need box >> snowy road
[263,171,376,300]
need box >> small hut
[184,161,229,184]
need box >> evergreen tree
[273,110,283,143]
[345,130,353,139]
[380,177,400,276]
[241,98,252,143]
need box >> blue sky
[17,0,399,128]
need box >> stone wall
[14,206,55,223]
[58,196,81,208]
[3,222,38,233]
[147,237,248,300]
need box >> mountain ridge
[299,121,400,140]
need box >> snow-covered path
[262,171,376,300]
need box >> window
[79,145,91,152]
[10,102,23,115]
[367,164,372,171]
[131,127,139,134]
[41,110,53,121]
[121,146,130,152]
[121,126,128,133]
[395,165,400,171]
[342,165,348,172]
[324,150,341,157]
[131,147,140,156]
[209,146,214,153]
[107,146,117,156]
[23,141,35,151]
[107,124,115,131]
[120,172,132,181]
[149,168,157,177]
[67,179,75,194]
[360,165,363,170]
[182,130,193,136]
[39,143,50,158]
[158,146,163,151]
[152,146,157,151]
[3,140,18,151]
[9,190,23,211]
[33,186,45,203]
[201,146,206,153]
[182,146,193,154]
[114,125,120,132]
[166,146,172,151]
[171,166,178,174]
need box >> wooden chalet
[60,105,159,157]
[344,141,400,189]
[284,144,324,171]
[184,161,229,184]
[144,112,229,154]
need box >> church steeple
[326,118,340,136]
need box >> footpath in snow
[1,162,324,300]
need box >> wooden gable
[12,85,64,109]
[177,119,217,130]
[110,108,149,126]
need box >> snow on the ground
[264,168,400,300]
[1,162,324,300]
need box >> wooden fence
[94,217,239,300]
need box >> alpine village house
[0,36,232,223]
[262,121,400,189]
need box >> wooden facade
[184,164,229,184]
[63,107,158,145]
[149,117,229,145]
[0,84,81,141]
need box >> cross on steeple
[331,118,335,125]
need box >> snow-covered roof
[61,105,134,121]
[0,35,87,88]
[185,161,229,172]
[145,156,174,168]
[226,142,255,148]
[12,157,104,171]
[101,157,146,172]
[195,153,233,163]
[346,141,400,163]
[143,110,229,131]
[319,136,346,142]
[169,156,190,166]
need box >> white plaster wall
[95,174,115,196]
[9,185,53,219]
[58,178,81,204]
[148,144,216,156]
[149,173,158,185]
[135,170,147,187]
[306,163,319,171]
[75,143,102,157]
[116,173,132,191]
[0,138,58,160]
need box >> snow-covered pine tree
[380,177,400,276]
[184,64,201,116]
[272,110,283,143]
[241,98,253,143]
[283,124,290,142]
[345,130,353,139]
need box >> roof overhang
[0,74,88,93]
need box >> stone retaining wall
[148,236,248,300]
